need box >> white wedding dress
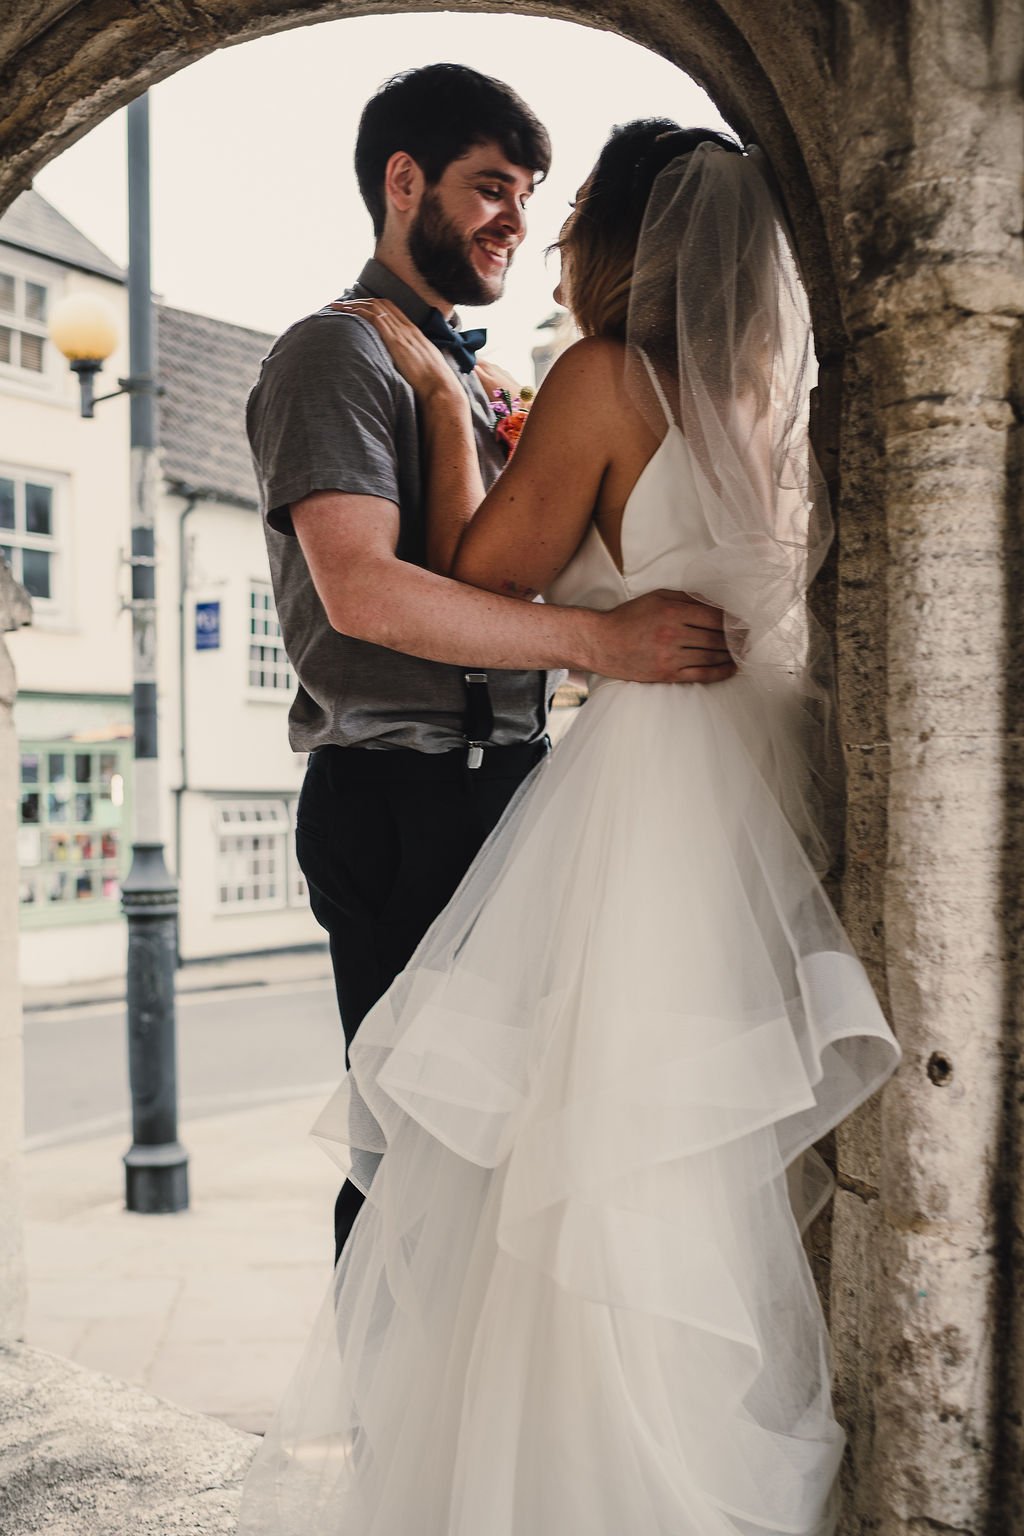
[238,389,900,1536]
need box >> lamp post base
[122,842,188,1214]
[123,1141,189,1214]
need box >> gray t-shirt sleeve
[247,312,402,536]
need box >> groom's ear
[383,151,424,220]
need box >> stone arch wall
[1,4,1022,1533]
[0,1,844,342]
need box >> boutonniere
[490,386,534,457]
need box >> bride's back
[588,340,670,575]
[544,343,715,616]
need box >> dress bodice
[545,427,715,637]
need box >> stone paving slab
[23,1095,339,1434]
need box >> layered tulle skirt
[238,674,899,1536]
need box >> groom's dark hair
[356,64,552,238]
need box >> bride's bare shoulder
[542,334,625,381]
[535,337,657,452]
[532,336,628,421]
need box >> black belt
[314,737,549,784]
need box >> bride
[238,121,900,1536]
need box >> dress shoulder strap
[638,349,674,429]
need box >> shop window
[17,742,129,919]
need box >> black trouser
[295,740,548,1262]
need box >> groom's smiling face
[408,141,534,308]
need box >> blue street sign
[195,600,221,650]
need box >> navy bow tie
[421,308,487,374]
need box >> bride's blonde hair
[556,121,740,343]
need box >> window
[0,269,49,376]
[216,798,305,910]
[17,743,129,918]
[289,799,308,906]
[0,470,60,603]
[248,581,293,693]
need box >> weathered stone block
[0,1343,256,1534]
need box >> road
[22,979,346,1148]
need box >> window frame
[214,795,306,913]
[288,797,307,907]
[245,579,293,699]
[0,254,61,395]
[211,804,297,909]
[0,463,66,617]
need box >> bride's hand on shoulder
[474,358,521,401]
[330,299,464,408]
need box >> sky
[34,12,730,382]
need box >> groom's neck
[372,237,455,320]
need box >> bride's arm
[415,372,486,575]
[330,299,485,573]
[333,301,616,594]
[452,338,616,598]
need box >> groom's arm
[248,308,732,682]
[292,492,734,684]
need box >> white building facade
[1,192,321,987]
[153,302,319,967]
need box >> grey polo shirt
[246,259,557,753]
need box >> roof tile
[156,305,273,508]
[0,189,125,282]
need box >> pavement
[21,948,343,1436]
[22,944,335,1016]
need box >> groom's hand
[591,590,736,684]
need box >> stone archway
[0,2,843,344]
[1,5,1022,1534]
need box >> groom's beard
[408,189,511,307]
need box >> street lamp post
[49,93,188,1214]
[121,94,187,1214]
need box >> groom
[247,64,734,1259]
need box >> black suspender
[463,672,494,769]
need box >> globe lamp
[49,293,120,417]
